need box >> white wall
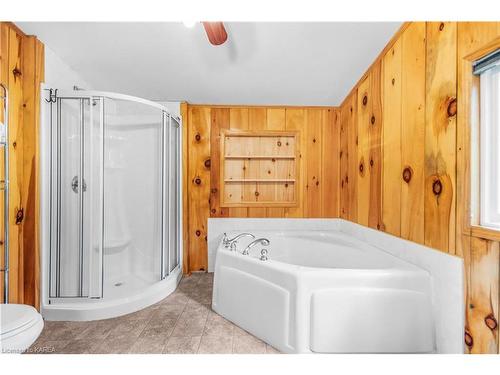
[44,45,93,90]
[43,42,181,117]
[157,101,181,119]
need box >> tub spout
[242,238,270,255]
[223,232,255,250]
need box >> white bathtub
[212,229,436,353]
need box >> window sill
[470,225,500,242]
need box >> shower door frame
[44,89,182,304]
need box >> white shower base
[103,274,154,299]
[41,266,182,321]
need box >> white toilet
[0,304,44,354]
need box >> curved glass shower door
[47,90,180,303]
[49,96,104,298]
[102,97,163,298]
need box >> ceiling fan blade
[202,22,228,45]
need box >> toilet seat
[1,304,44,354]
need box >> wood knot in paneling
[369,158,374,167]
[362,95,368,106]
[204,158,211,169]
[432,179,442,196]
[402,166,413,183]
[194,133,201,142]
[484,313,498,330]
[439,22,445,31]
[211,188,217,194]
[15,208,24,225]
[195,230,201,236]
[358,159,365,176]
[277,140,282,147]
[254,191,260,197]
[446,97,457,117]
[193,177,202,185]
[464,330,473,348]
[370,115,375,125]
[12,66,22,79]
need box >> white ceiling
[17,22,401,106]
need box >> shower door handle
[71,175,87,193]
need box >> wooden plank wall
[456,22,500,355]
[338,21,500,353]
[185,105,339,272]
[0,23,44,308]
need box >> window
[477,51,500,229]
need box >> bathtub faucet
[242,238,270,255]
[222,232,255,251]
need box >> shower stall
[40,89,182,321]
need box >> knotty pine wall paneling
[284,108,305,218]
[400,22,426,244]
[0,23,44,308]
[423,22,457,253]
[187,106,211,271]
[338,21,500,353]
[381,37,402,236]
[186,105,339,272]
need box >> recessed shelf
[224,179,296,183]
[220,129,300,208]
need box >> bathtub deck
[27,273,280,354]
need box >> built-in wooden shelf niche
[220,130,300,207]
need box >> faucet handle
[260,249,268,261]
[222,233,229,248]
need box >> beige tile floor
[27,273,281,354]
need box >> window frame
[479,64,500,230]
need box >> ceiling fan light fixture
[202,22,228,46]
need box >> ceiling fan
[202,22,228,46]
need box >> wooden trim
[219,129,300,208]
[458,35,500,236]
[224,155,295,160]
[224,179,296,183]
[221,129,298,137]
[4,22,27,37]
[464,36,500,61]
[221,201,298,208]
[180,102,190,275]
[470,226,500,242]
[188,104,338,110]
